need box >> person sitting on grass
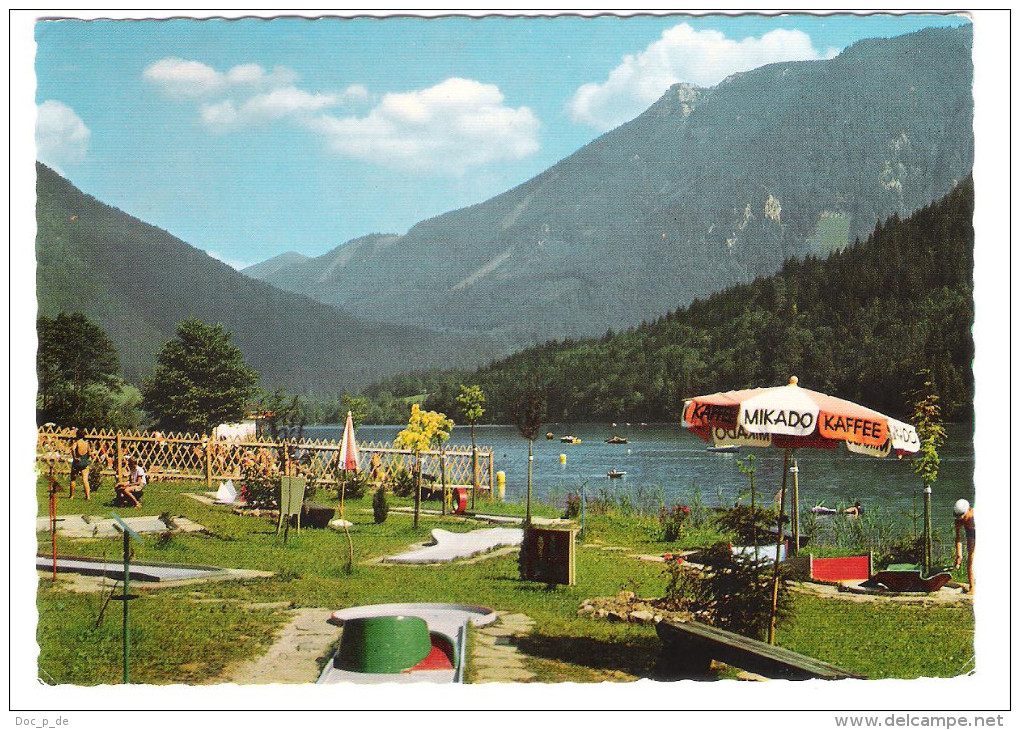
[115,456,147,508]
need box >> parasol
[683,376,920,642]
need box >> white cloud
[308,78,540,174]
[201,86,339,131]
[36,100,90,170]
[569,23,830,130]
[200,100,239,129]
[143,57,297,98]
[242,87,337,119]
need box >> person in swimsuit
[843,501,864,518]
[953,499,975,594]
[68,427,91,500]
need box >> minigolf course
[382,527,523,564]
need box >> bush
[659,504,691,542]
[714,504,776,544]
[389,468,415,497]
[698,543,793,641]
[238,463,278,510]
[563,491,582,519]
[336,470,370,500]
[373,486,389,524]
[878,534,925,569]
[660,556,712,615]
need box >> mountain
[247,26,973,347]
[365,178,975,424]
[240,251,310,280]
[34,163,502,394]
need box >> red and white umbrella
[338,411,360,471]
[336,411,360,525]
[683,376,919,457]
[683,376,919,643]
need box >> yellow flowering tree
[395,404,454,528]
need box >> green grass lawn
[35,473,973,684]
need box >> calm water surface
[304,423,974,533]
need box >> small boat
[605,435,629,444]
[561,435,582,444]
[545,432,554,440]
[607,469,627,479]
[707,445,739,453]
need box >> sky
[31,11,972,270]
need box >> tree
[395,404,453,528]
[342,394,369,431]
[456,384,486,507]
[37,311,121,427]
[511,381,546,526]
[911,371,947,573]
[259,388,307,471]
[142,318,259,434]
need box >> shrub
[389,468,415,497]
[563,491,582,519]
[336,470,370,500]
[697,543,793,641]
[659,504,691,542]
[373,486,389,524]
[238,463,278,510]
[660,556,712,614]
[714,504,776,544]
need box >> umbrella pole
[768,448,790,645]
[790,455,800,557]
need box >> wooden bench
[655,619,864,680]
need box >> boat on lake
[605,435,629,444]
[561,435,582,444]
[607,469,627,479]
[707,445,739,453]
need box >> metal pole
[122,529,130,684]
[580,480,587,541]
[790,457,800,557]
[923,486,932,573]
[768,448,790,645]
[440,447,448,516]
[49,466,58,581]
[488,452,494,502]
[525,439,534,526]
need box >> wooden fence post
[116,432,123,483]
[472,446,480,510]
[205,436,212,490]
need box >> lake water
[304,422,974,533]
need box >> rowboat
[607,469,627,479]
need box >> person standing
[68,427,92,500]
[953,499,975,594]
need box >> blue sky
[34,12,970,269]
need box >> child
[115,456,147,508]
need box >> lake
[303,422,974,533]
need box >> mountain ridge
[247,26,972,347]
[35,163,503,394]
